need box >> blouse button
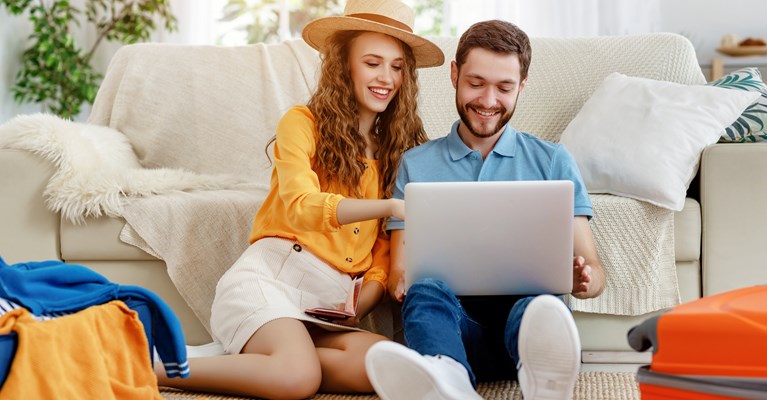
[346,257,353,263]
[353,227,360,235]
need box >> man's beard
[456,94,518,139]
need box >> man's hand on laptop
[388,267,406,302]
[571,255,593,298]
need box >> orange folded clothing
[0,300,161,400]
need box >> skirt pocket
[279,244,350,311]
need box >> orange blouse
[249,106,390,287]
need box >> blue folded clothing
[0,256,189,379]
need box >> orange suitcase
[628,285,767,399]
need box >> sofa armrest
[0,149,60,263]
[700,143,767,296]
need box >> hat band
[348,13,413,33]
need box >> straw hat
[302,0,445,68]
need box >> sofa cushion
[707,67,767,142]
[559,72,759,211]
[674,198,700,263]
[60,218,157,261]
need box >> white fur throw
[0,113,243,224]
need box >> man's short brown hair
[455,20,532,80]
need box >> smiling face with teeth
[349,31,405,125]
[451,47,527,141]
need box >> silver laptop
[404,180,574,296]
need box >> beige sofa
[2,33,766,364]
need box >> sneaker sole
[518,295,581,400]
[365,342,474,400]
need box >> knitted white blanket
[567,195,679,314]
[118,188,268,336]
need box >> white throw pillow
[559,72,759,211]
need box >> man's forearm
[388,230,406,300]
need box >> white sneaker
[365,341,483,400]
[517,295,580,400]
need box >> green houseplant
[1,0,176,118]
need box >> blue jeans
[402,278,534,386]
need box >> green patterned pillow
[707,67,767,142]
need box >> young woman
[154,0,443,398]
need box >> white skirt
[211,237,362,354]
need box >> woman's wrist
[388,198,405,220]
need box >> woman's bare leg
[312,330,390,393]
[156,318,322,399]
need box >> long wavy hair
[307,30,428,198]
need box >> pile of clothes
[0,257,188,399]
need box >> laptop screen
[404,180,574,296]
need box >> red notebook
[304,277,362,321]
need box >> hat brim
[302,16,445,68]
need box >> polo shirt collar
[447,121,518,160]
[447,121,472,161]
[492,124,518,157]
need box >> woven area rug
[159,371,639,399]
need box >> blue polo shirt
[386,121,592,231]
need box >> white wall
[3,0,767,123]
[1,9,40,122]
[659,0,767,67]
